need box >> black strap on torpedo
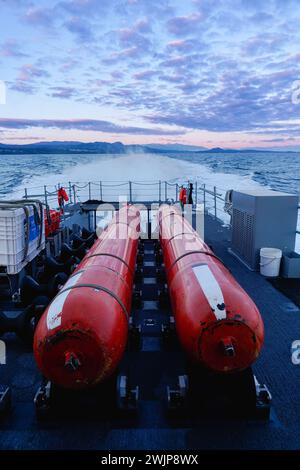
[167,250,225,272]
[52,283,129,321]
[159,211,176,227]
[84,253,133,275]
[69,265,128,286]
[164,231,197,247]
[109,220,132,227]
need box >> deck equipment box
[230,189,299,270]
[0,203,45,274]
[282,252,300,278]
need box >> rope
[101,182,129,187]
[74,183,89,189]
[132,181,159,186]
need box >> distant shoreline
[0,141,298,155]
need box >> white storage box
[0,204,45,274]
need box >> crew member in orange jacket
[179,185,187,210]
[57,186,69,213]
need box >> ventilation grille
[232,208,254,266]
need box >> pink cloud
[0,40,27,58]
[134,18,151,33]
[285,52,300,63]
[166,39,194,51]
[160,56,187,67]
[24,7,54,26]
[17,64,50,81]
[133,70,156,80]
[167,12,203,35]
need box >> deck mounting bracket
[254,375,272,419]
[117,374,139,412]
[34,380,52,418]
[161,315,176,342]
[128,317,142,350]
[167,375,189,411]
[0,386,11,415]
[132,288,142,308]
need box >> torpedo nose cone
[199,320,261,373]
[34,326,107,389]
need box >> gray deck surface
[0,213,300,450]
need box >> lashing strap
[84,253,133,275]
[167,250,225,272]
[55,283,129,321]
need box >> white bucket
[260,247,282,277]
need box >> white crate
[0,204,45,274]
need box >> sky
[0,0,300,148]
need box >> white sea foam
[12,152,265,197]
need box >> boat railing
[22,180,227,221]
[21,180,300,246]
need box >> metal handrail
[19,180,300,239]
[18,179,300,244]
[21,179,228,221]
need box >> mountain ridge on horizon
[0,141,298,154]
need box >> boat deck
[0,213,300,450]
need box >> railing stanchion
[165,181,167,201]
[44,185,48,207]
[73,185,76,204]
[175,183,178,202]
[24,188,28,199]
[129,181,132,203]
[159,181,161,203]
[147,207,151,240]
[88,182,91,200]
[195,181,198,205]
[203,184,206,211]
[214,185,217,219]
[68,181,72,204]
[100,181,103,200]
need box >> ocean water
[0,150,299,198]
[0,150,299,248]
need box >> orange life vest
[179,188,187,204]
[57,187,69,207]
